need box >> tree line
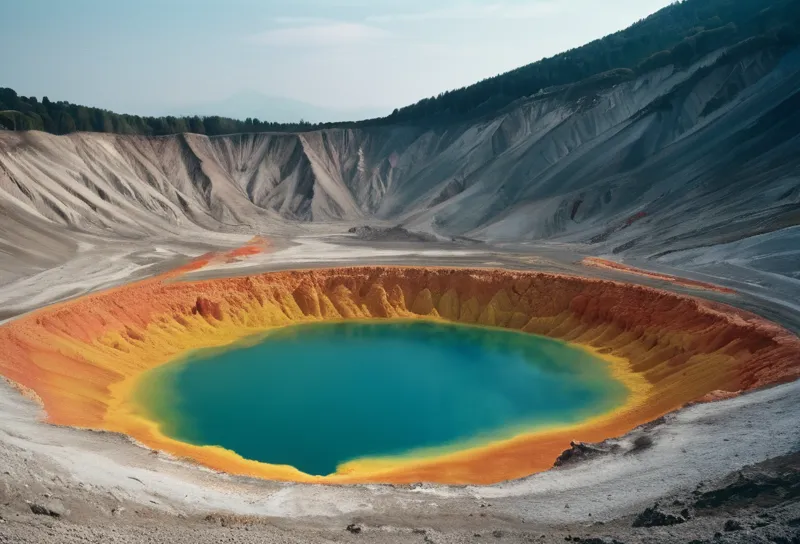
[1,0,798,137]
[386,0,800,123]
[0,90,324,136]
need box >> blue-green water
[134,321,628,476]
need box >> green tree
[672,38,697,66]
[188,116,205,134]
[93,109,113,132]
[58,112,77,134]
[74,106,93,131]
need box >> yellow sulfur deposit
[0,266,798,484]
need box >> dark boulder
[632,505,686,528]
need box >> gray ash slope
[1,46,799,279]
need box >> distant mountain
[166,91,387,124]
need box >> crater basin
[133,321,629,477]
[1,266,797,484]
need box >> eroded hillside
[1,47,798,280]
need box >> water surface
[134,320,628,476]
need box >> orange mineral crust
[0,267,798,485]
[582,257,736,294]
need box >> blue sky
[2,0,674,118]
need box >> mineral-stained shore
[0,266,798,485]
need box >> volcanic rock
[632,505,686,527]
[29,499,66,518]
[554,441,620,467]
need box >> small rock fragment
[723,519,743,532]
[29,499,66,518]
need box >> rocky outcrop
[632,505,687,528]
[347,225,437,243]
[693,453,800,510]
[554,441,620,468]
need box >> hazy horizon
[3,0,675,121]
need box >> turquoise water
[134,321,628,476]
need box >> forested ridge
[2,0,798,137]
[387,0,800,123]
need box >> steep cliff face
[1,48,798,265]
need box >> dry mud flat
[0,239,798,543]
